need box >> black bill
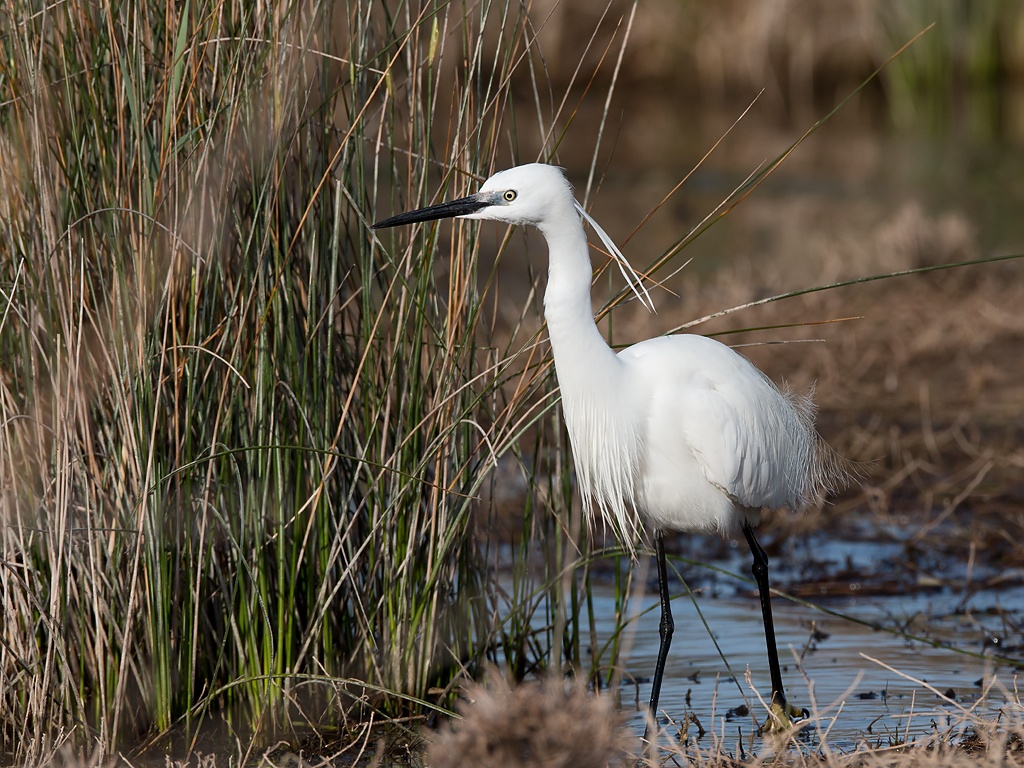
[372,194,489,229]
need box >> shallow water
[591,537,1024,749]
[508,86,1024,751]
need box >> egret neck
[540,208,642,544]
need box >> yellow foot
[761,700,808,734]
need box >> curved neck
[539,206,639,544]
[540,213,620,383]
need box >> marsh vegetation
[1,0,1023,765]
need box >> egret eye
[503,190,517,202]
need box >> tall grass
[5,0,1019,763]
[0,0,640,760]
[878,1,1022,133]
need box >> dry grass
[3,0,1023,765]
[418,671,1024,768]
[675,199,1024,564]
[0,0,588,760]
[426,670,632,768]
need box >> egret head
[373,163,654,310]
[372,163,572,230]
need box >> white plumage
[373,162,852,736]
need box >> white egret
[372,163,851,734]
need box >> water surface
[592,534,1024,749]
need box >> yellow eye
[503,190,517,202]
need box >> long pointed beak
[372,194,489,229]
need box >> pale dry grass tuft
[426,672,634,768]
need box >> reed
[2,0,1020,764]
[0,0,639,760]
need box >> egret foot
[761,700,809,734]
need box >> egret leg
[742,521,802,730]
[644,529,673,742]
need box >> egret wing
[679,367,807,511]
[625,335,815,513]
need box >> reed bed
[2,0,1023,765]
[0,0,636,761]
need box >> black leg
[644,529,674,742]
[741,520,787,713]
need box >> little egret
[372,163,851,734]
